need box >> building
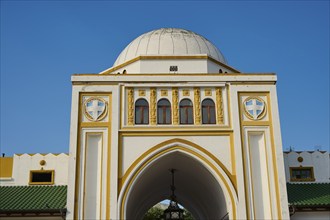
[284,150,330,219]
[0,154,68,219]
[1,28,292,219]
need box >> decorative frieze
[216,88,224,124]
[194,88,201,125]
[127,88,134,125]
[183,90,190,96]
[161,90,168,96]
[205,89,212,96]
[138,90,146,96]
[150,88,157,125]
[172,88,179,125]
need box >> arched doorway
[119,145,236,219]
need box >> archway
[120,145,235,219]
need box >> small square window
[290,167,315,182]
[29,170,54,185]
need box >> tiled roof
[0,185,67,212]
[287,183,330,207]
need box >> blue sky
[1,1,329,155]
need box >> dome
[114,28,227,66]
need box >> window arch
[157,99,171,124]
[135,99,149,124]
[202,99,216,124]
[179,99,194,124]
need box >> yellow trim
[226,84,232,128]
[74,93,82,219]
[243,96,267,121]
[81,122,109,127]
[119,130,233,136]
[239,125,251,219]
[204,88,212,96]
[118,137,237,193]
[120,85,123,129]
[120,145,237,219]
[194,87,201,125]
[246,133,257,219]
[241,121,270,126]
[74,92,112,219]
[262,132,274,219]
[100,134,104,219]
[29,170,54,185]
[230,132,236,175]
[106,94,112,220]
[138,90,146,96]
[230,81,276,85]
[266,93,282,219]
[0,157,13,178]
[216,87,224,124]
[161,89,168,96]
[172,88,179,125]
[83,97,108,122]
[100,55,240,74]
[150,88,157,125]
[238,92,282,219]
[127,88,134,125]
[289,167,315,182]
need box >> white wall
[291,211,330,220]
[0,153,68,186]
[284,151,330,182]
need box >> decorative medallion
[183,90,190,96]
[205,89,212,96]
[83,97,108,122]
[243,97,266,120]
[138,90,146,96]
[161,90,168,96]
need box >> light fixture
[164,169,184,220]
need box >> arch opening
[125,151,229,220]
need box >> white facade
[66,28,290,220]
[283,151,330,183]
[0,153,68,186]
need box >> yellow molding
[226,84,233,129]
[238,91,282,219]
[289,167,315,182]
[118,137,236,192]
[29,170,54,185]
[266,93,282,219]
[119,144,237,219]
[119,130,233,136]
[74,92,112,219]
[241,121,270,126]
[80,122,109,127]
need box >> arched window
[179,99,194,124]
[202,99,216,124]
[157,99,171,124]
[135,99,149,124]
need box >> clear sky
[1,1,329,155]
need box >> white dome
[114,28,227,66]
